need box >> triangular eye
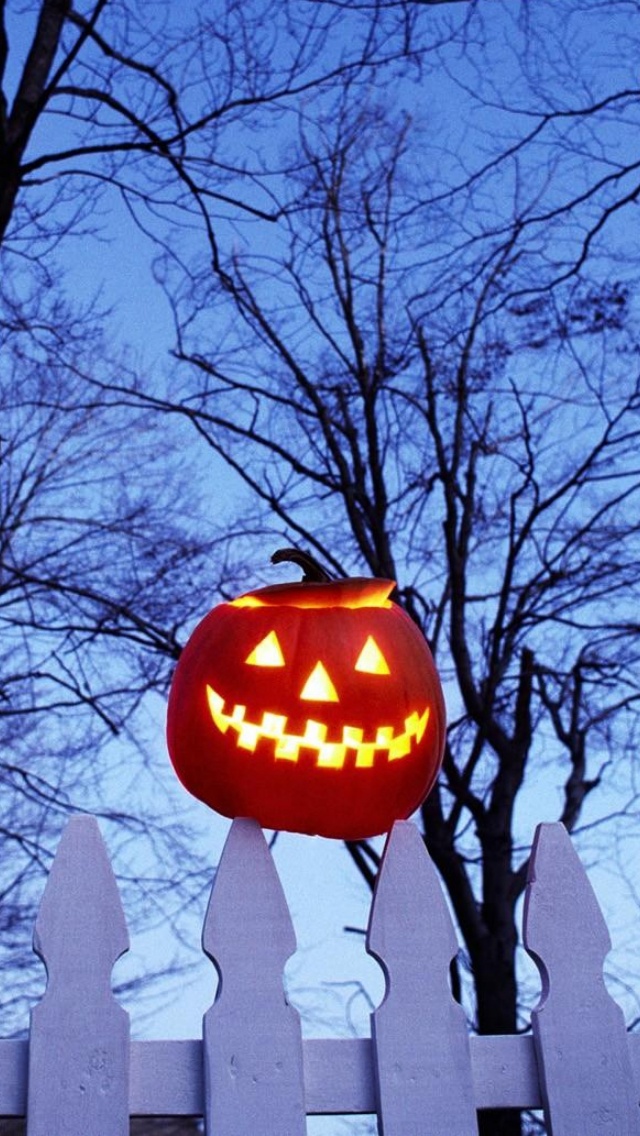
[245,630,285,667]
[355,635,390,675]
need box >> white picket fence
[0,815,639,1135]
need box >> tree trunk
[0,167,21,245]
[474,933,523,1136]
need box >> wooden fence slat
[201,817,305,1136]
[524,822,640,1136]
[5,1034,640,1118]
[130,1039,203,1115]
[302,1038,375,1114]
[27,815,130,1136]
[367,820,478,1135]
[0,813,637,1129]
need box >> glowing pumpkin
[166,551,445,839]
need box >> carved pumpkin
[166,551,445,839]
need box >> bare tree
[2,4,640,1133]
[0,0,479,1032]
[0,287,235,1029]
[415,0,640,302]
[97,97,640,1135]
[0,0,461,259]
[0,0,494,1052]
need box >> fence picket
[27,815,130,1136]
[524,821,640,1135]
[0,813,637,1132]
[367,820,478,1135]
[201,816,305,1136]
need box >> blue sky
[4,1,640,1096]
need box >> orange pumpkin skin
[166,577,445,839]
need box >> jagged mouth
[206,684,429,769]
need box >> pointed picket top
[524,821,612,986]
[33,814,129,986]
[524,822,640,1136]
[202,817,305,1136]
[28,815,130,1136]
[367,821,478,1135]
[202,816,296,976]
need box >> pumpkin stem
[271,547,333,583]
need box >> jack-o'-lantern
[166,549,445,839]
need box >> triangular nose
[300,661,339,702]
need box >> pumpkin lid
[231,577,395,610]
